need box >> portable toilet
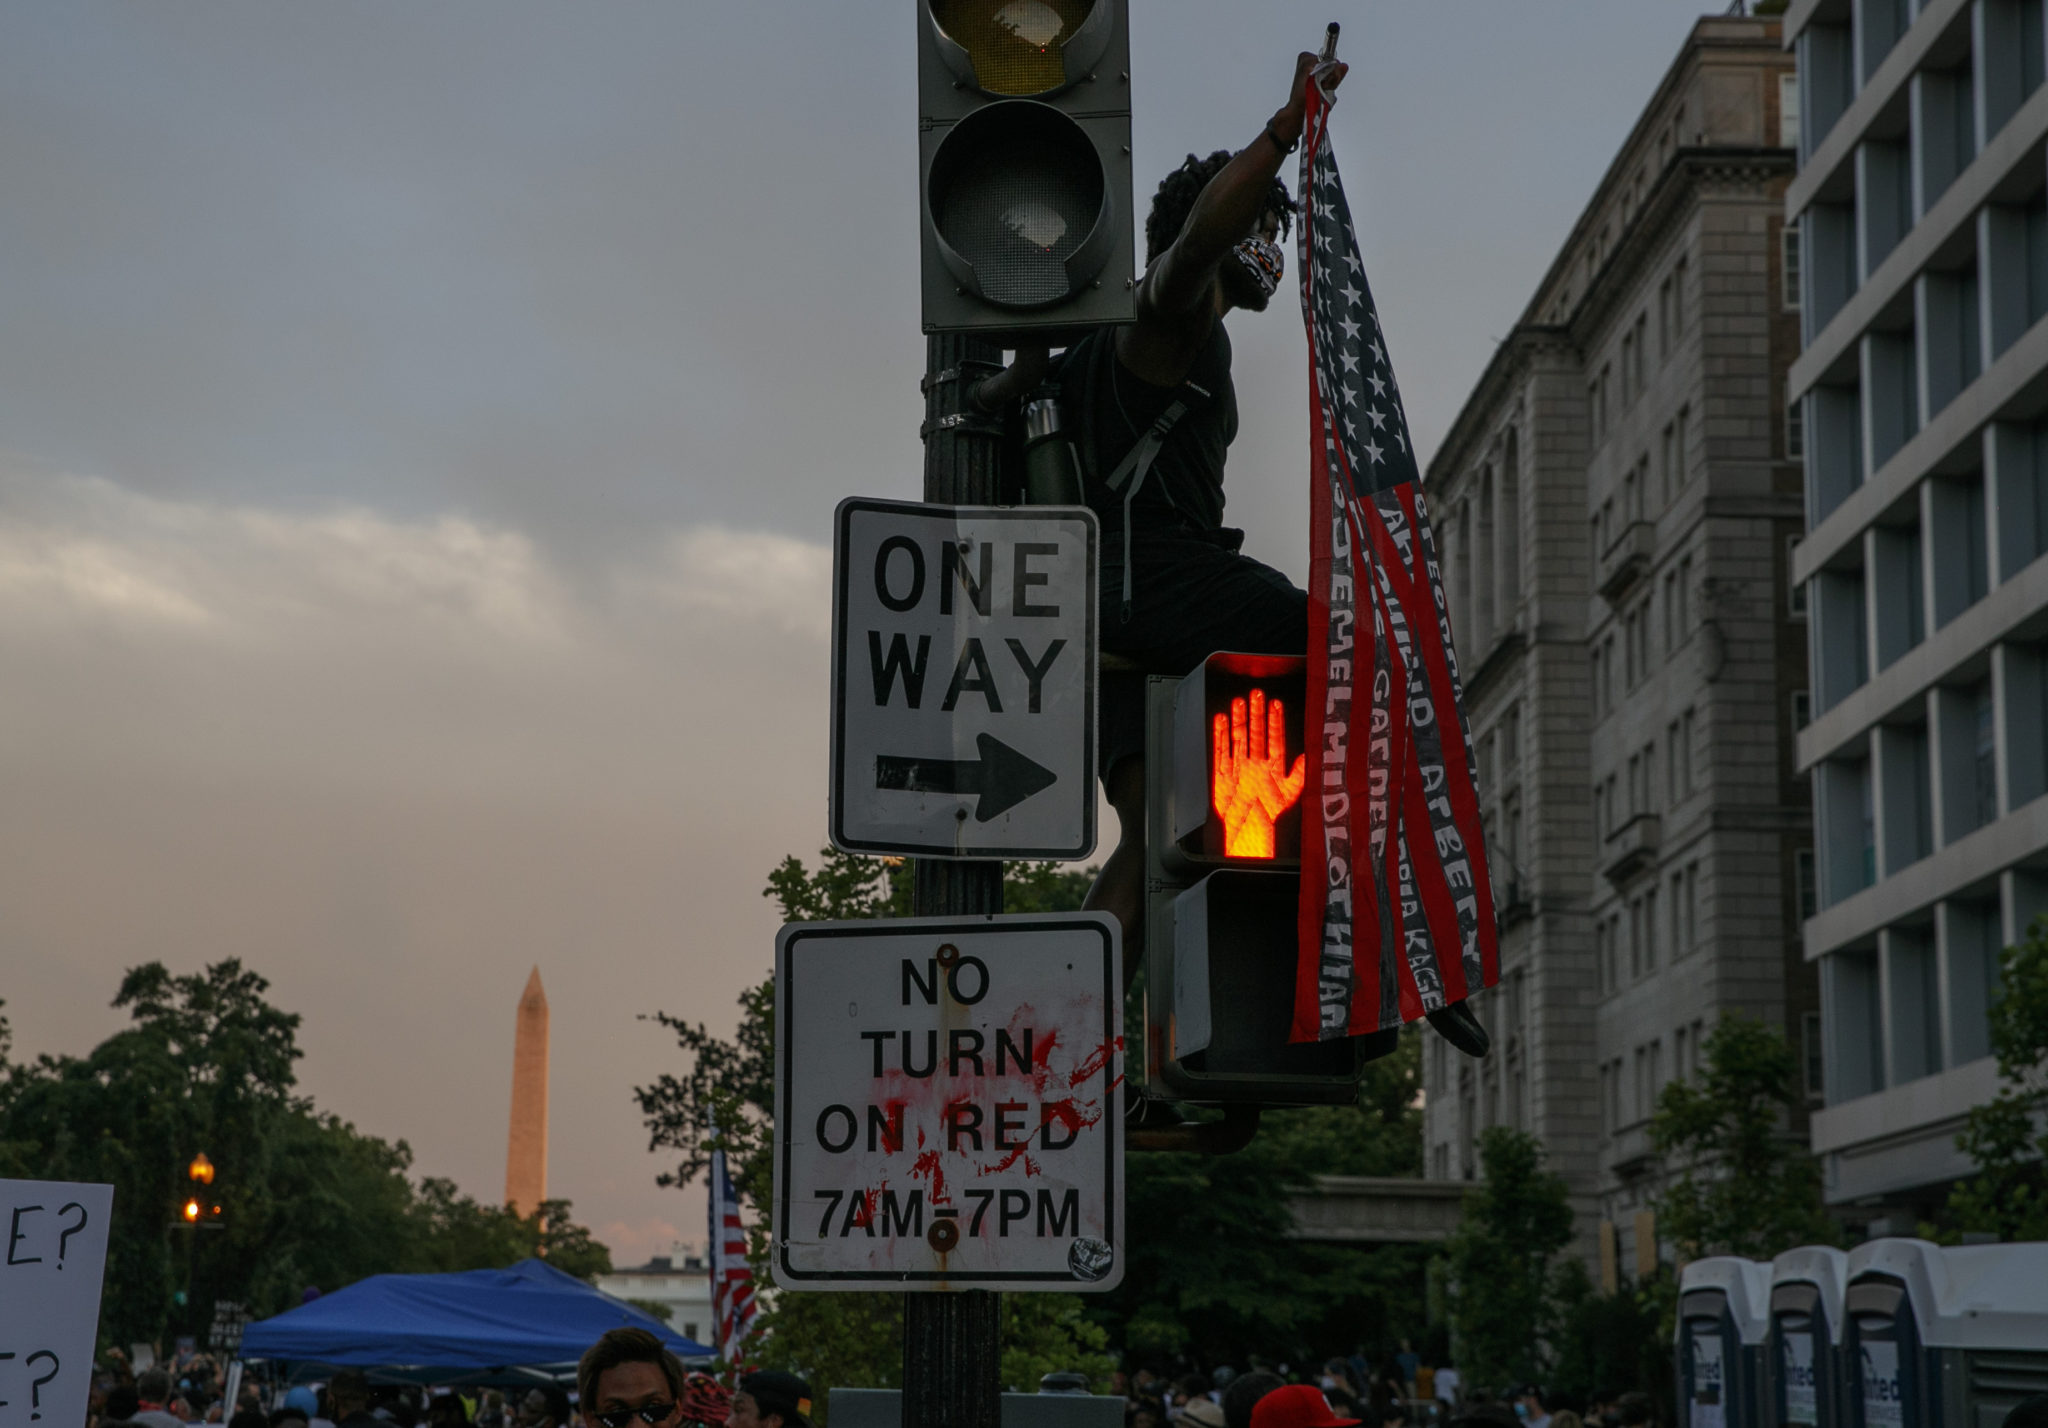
[1843,1238,1943,1427]
[1923,1240,2048,1425]
[1678,1256,1773,1428]
[1768,1245,1848,1428]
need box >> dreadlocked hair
[1143,149,1297,266]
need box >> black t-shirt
[1061,320,1238,544]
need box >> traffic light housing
[1143,654,1397,1105]
[916,0,1135,340]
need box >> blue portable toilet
[1843,1238,2048,1426]
[1768,1245,1847,1428]
[1679,1256,1773,1428]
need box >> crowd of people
[78,1330,2048,1428]
[1113,1354,1659,1428]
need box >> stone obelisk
[505,966,549,1217]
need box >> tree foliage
[0,960,609,1344]
[1649,1014,1834,1259]
[1442,1127,1577,1394]
[1946,916,2048,1240]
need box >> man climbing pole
[976,49,1490,1058]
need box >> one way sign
[831,498,1096,860]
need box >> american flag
[706,1143,758,1364]
[1290,64,1499,1041]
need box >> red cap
[1248,1385,1361,1428]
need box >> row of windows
[1590,256,1691,445]
[1598,1019,1707,1136]
[1592,712,1699,836]
[1590,561,1696,719]
[1594,860,1703,994]
[1595,406,1694,552]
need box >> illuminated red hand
[1211,688,1306,859]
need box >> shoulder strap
[1108,372,1213,625]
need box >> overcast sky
[3,1,1734,1267]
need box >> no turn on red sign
[771,914,1123,1292]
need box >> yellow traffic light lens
[929,0,1095,96]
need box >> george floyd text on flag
[1290,64,1500,1041]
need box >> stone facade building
[1422,15,1815,1271]
[1786,0,2048,1225]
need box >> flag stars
[1367,373,1387,397]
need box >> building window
[1634,312,1648,395]
[1659,276,1674,358]
[1795,848,1816,920]
[1788,534,1807,615]
[1645,885,1660,970]
[1779,71,1801,152]
[1676,554,1692,633]
[1679,708,1695,795]
[1974,679,1998,826]
[1781,221,1802,311]
[1675,254,1689,332]
[1591,645,1604,720]
[1787,388,1805,458]
[1792,689,1811,731]
[1674,405,1690,492]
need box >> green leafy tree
[1442,1127,1577,1393]
[635,850,1111,1399]
[0,960,608,1342]
[1946,916,2048,1240]
[1650,1014,1834,1259]
[1548,1262,1673,1406]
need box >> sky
[2,1,1739,1267]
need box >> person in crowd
[1221,1372,1285,1428]
[1433,1365,1461,1410]
[1133,1406,1168,1428]
[514,1388,571,1428]
[723,1372,812,1428]
[427,1396,470,1428]
[1181,1399,1227,1428]
[1448,1405,1517,1428]
[472,1393,505,1428]
[572,1328,685,1428]
[1547,1411,1583,1428]
[270,1408,309,1428]
[131,1372,184,1428]
[1512,1387,1550,1428]
[1608,1394,1654,1427]
[2003,1396,2048,1428]
[329,1376,389,1428]
[105,1387,142,1427]
[1247,1384,1359,1428]
[228,1409,269,1428]
[1393,1343,1419,1398]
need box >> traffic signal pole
[903,330,1006,1428]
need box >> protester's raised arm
[1138,52,1345,318]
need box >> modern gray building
[1423,15,1814,1273]
[1785,0,2047,1225]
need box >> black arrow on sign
[874,733,1058,822]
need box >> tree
[1946,915,2048,1240]
[635,850,1111,1392]
[1442,1127,1576,1393]
[1650,1014,1834,1259]
[0,960,609,1343]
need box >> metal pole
[903,330,1006,1428]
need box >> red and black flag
[1292,65,1499,1041]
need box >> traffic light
[1142,654,1398,1106]
[916,0,1135,340]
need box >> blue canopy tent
[239,1259,712,1384]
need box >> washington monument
[505,965,549,1216]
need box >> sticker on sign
[830,498,1097,860]
[773,914,1122,1291]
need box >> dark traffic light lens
[929,0,1097,96]
[928,102,1106,308]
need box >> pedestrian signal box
[916,0,1135,340]
[1144,654,1395,1107]
[1168,653,1307,867]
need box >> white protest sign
[830,499,1097,860]
[772,914,1122,1292]
[0,1181,114,1428]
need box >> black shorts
[1097,524,1308,781]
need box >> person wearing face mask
[973,50,1338,998]
[970,48,1493,1061]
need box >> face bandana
[1234,234,1285,298]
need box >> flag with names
[1292,61,1500,1039]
